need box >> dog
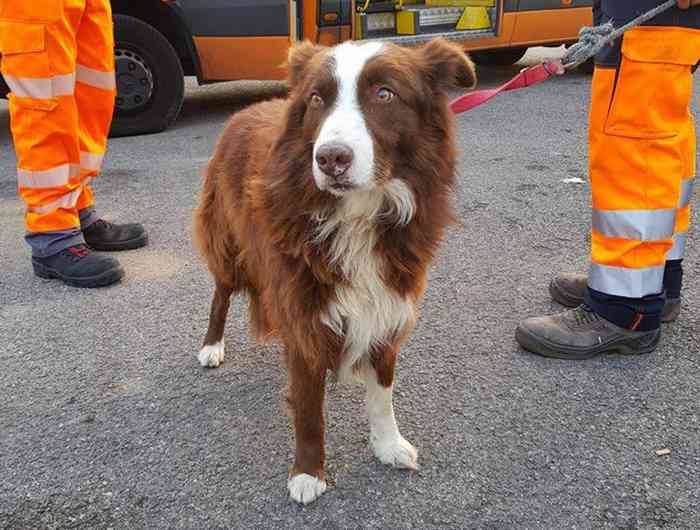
[193,37,475,505]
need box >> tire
[109,14,185,137]
[470,47,528,66]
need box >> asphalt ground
[1,47,699,529]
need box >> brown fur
[193,38,475,492]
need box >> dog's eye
[376,87,395,103]
[309,92,324,108]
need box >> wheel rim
[114,47,154,113]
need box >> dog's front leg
[359,349,418,470]
[286,351,327,505]
[198,282,233,368]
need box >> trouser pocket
[0,0,63,23]
[0,20,63,108]
[604,27,700,139]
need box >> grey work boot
[549,273,681,323]
[515,305,661,360]
[83,219,148,252]
[32,244,124,288]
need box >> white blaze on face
[313,41,384,193]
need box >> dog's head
[285,38,476,197]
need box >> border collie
[193,37,475,505]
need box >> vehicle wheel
[109,14,185,137]
[470,47,528,66]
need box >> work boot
[83,219,148,252]
[515,305,661,360]
[32,244,124,288]
[549,273,681,323]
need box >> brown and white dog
[193,37,475,505]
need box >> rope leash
[561,0,677,69]
[451,0,678,114]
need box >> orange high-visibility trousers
[588,27,700,302]
[0,0,116,251]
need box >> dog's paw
[371,435,419,470]
[197,340,225,368]
[288,473,327,505]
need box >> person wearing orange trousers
[0,0,147,288]
[516,0,700,359]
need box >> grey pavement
[1,47,698,529]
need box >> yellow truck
[0,1,593,136]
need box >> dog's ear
[286,41,325,90]
[420,38,477,92]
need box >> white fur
[198,340,225,368]
[316,186,416,383]
[359,363,418,469]
[313,41,384,193]
[288,473,327,505]
[382,179,416,226]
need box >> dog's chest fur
[315,189,416,382]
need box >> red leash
[450,60,566,114]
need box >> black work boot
[32,244,124,288]
[83,219,148,252]
[515,305,661,360]
[549,273,681,323]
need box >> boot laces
[65,244,90,261]
[570,304,602,327]
[91,219,114,230]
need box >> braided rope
[561,0,677,69]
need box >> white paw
[288,473,327,505]
[197,340,225,368]
[371,435,419,470]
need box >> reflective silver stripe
[3,72,75,99]
[667,231,688,260]
[28,188,81,214]
[679,179,695,209]
[80,151,104,172]
[17,164,80,189]
[76,64,116,90]
[53,73,76,96]
[592,208,676,241]
[588,263,665,298]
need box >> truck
[0,1,593,137]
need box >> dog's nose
[315,142,354,178]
